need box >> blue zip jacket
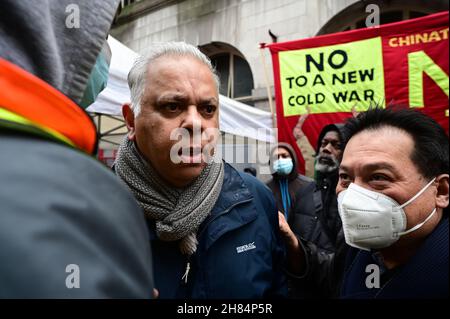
[148,163,288,299]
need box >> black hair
[343,107,449,179]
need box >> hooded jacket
[266,143,339,298]
[267,143,333,251]
[0,0,154,297]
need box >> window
[119,0,138,9]
[355,10,429,30]
[210,53,254,101]
[317,0,448,35]
[200,42,254,105]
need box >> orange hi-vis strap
[0,58,97,154]
[0,107,76,147]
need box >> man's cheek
[160,136,179,161]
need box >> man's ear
[122,103,136,141]
[435,174,449,209]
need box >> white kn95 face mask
[337,178,436,251]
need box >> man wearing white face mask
[337,107,448,298]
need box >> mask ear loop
[399,208,437,236]
[398,177,437,236]
[399,177,436,209]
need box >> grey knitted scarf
[115,137,224,255]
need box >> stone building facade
[98,0,447,178]
[111,0,448,112]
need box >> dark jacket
[340,215,449,299]
[314,124,345,244]
[0,0,154,297]
[267,143,334,253]
[267,143,337,298]
[290,124,349,298]
[0,134,154,298]
[148,162,288,299]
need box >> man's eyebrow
[339,162,396,172]
[362,162,396,171]
[157,93,188,102]
[338,165,349,173]
[198,97,218,105]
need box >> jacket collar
[316,170,339,187]
[210,163,253,215]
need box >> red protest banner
[265,12,449,174]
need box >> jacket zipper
[179,199,252,286]
[181,255,191,285]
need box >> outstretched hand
[278,211,305,275]
[293,105,311,140]
[278,212,298,248]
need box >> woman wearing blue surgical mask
[267,144,314,220]
[266,143,336,298]
[272,147,294,216]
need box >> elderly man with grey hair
[114,42,287,299]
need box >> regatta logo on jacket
[236,242,256,254]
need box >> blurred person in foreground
[0,0,154,298]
